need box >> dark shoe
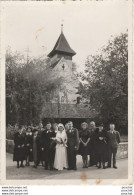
[17,165,19,168]
[107,164,111,168]
[20,164,25,168]
[98,162,101,169]
[45,167,48,170]
[113,166,118,169]
[33,165,37,168]
[73,167,77,170]
[103,163,106,169]
[67,168,72,170]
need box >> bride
[53,123,68,171]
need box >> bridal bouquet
[56,137,67,147]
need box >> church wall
[48,57,80,104]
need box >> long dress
[54,130,68,171]
[96,129,107,164]
[89,127,98,166]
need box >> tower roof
[48,32,76,57]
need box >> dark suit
[44,130,56,169]
[107,130,120,167]
[66,128,79,170]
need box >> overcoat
[44,130,56,164]
[88,127,98,165]
[96,129,108,162]
[13,132,26,161]
[25,132,33,162]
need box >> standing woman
[88,121,97,167]
[32,129,39,168]
[96,124,107,169]
[25,127,33,166]
[54,124,68,171]
[13,125,26,168]
[79,122,90,168]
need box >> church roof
[48,32,76,57]
[41,103,97,118]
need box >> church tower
[47,24,76,71]
[41,26,96,120]
[46,25,79,105]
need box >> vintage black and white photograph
[2,0,131,183]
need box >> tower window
[62,64,65,70]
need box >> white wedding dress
[54,130,68,171]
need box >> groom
[66,121,79,170]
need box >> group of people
[13,121,121,171]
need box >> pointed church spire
[61,24,63,34]
[47,26,76,58]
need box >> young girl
[54,124,68,171]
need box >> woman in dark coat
[13,126,26,168]
[25,127,33,166]
[96,124,107,169]
[32,129,39,168]
[88,121,98,167]
[79,122,90,168]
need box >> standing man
[44,122,56,170]
[37,122,45,166]
[66,121,79,170]
[107,123,120,169]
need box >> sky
[5,1,128,71]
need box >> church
[41,26,96,127]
